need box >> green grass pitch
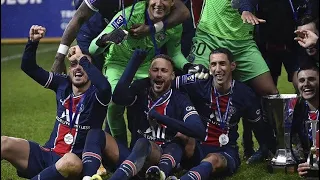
[1,43,300,179]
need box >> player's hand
[175,133,196,158]
[97,29,128,47]
[147,108,159,128]
[129,23,150,38]
[297,162,310,177]
[132,49,148,63]
[241,11,266,25]
[29,25,46,42]
[67,45,91,62]
[294,29,319,49]
[184,63,209,80]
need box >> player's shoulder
[233,80,255,95]
[84,0,119,12]
[171,89,191,102]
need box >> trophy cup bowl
[262,94,298,173]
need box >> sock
[110,138,151,180]
[30,165,65,180]
[82,129,106,177]
[180,161,213,180]
[158,142,183,177]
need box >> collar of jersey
[148,89,172,106]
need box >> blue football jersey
[126,78,200,149]
[175,74,261,147]
[40,73,108,156]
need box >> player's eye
[70,61,78,67]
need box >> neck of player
[307,94,319,111]
[213,77,232,95]
[72,82,91,96]
[151,87,170,100]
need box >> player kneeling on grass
[169,48,270,179]
[1,25,111,180]
[82,50,205,180]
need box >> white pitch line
[1,47,57,62]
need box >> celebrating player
[81,50,205,180]
[51,0,190,74]
[88,0,196,144]
[170,48,269,179]
[290,62,319,178]
[1,25,111,180]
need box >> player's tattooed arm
[166,0,190,29]
[51,1,94,73]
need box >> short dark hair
[297,14,318,28]
[151,54,174,68]
[297,60,319,75]
[209,48,234,63]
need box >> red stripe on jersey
[52,124,77,156]
[148,99,169,145]
[53,94,83,156]
[190,0,203,26]
[308,111,318,121]
[203,90,229,145]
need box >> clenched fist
[67,45,92,62]
[29,25,46,42]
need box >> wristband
[154,21,164,33]
[57,44,69,55]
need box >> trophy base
[304,169,319,179]
[267,161,297,174]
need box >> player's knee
[56,153,82,177]
[133,138,151,154]
[203,153,226,170]
[1,136,13,158]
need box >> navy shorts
[263,50,299,82]
[17,141,62,179]
[181,143,240,176]
[102,139,131,172]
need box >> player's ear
[171,71,175,80]
[230,62,236,71]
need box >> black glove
[96,29,128,47]
[183,63,210,80]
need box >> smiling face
[147,0,174,23]
[209,53,236,87]
[297,69,319,101]
[149,57,174,96]
[69,60,90,88]
[297,22,319,56]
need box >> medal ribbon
[146,10,160,56]
[121,0,138,28]
[213,80,234,130]
[148,89,172,112]
[68,92,87,131]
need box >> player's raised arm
[21,25,68,91]
[66,45,112,105]
[112,49,148,106]
[51,1,95,74]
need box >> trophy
[262,94,298,173]
[305,117,319,179]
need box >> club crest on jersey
[187,54,195,63]
[156,31,166,41]
[111,15,125,29]
[229,106,236,115]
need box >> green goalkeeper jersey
[198,0,254,40]
[89,1,188,70]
